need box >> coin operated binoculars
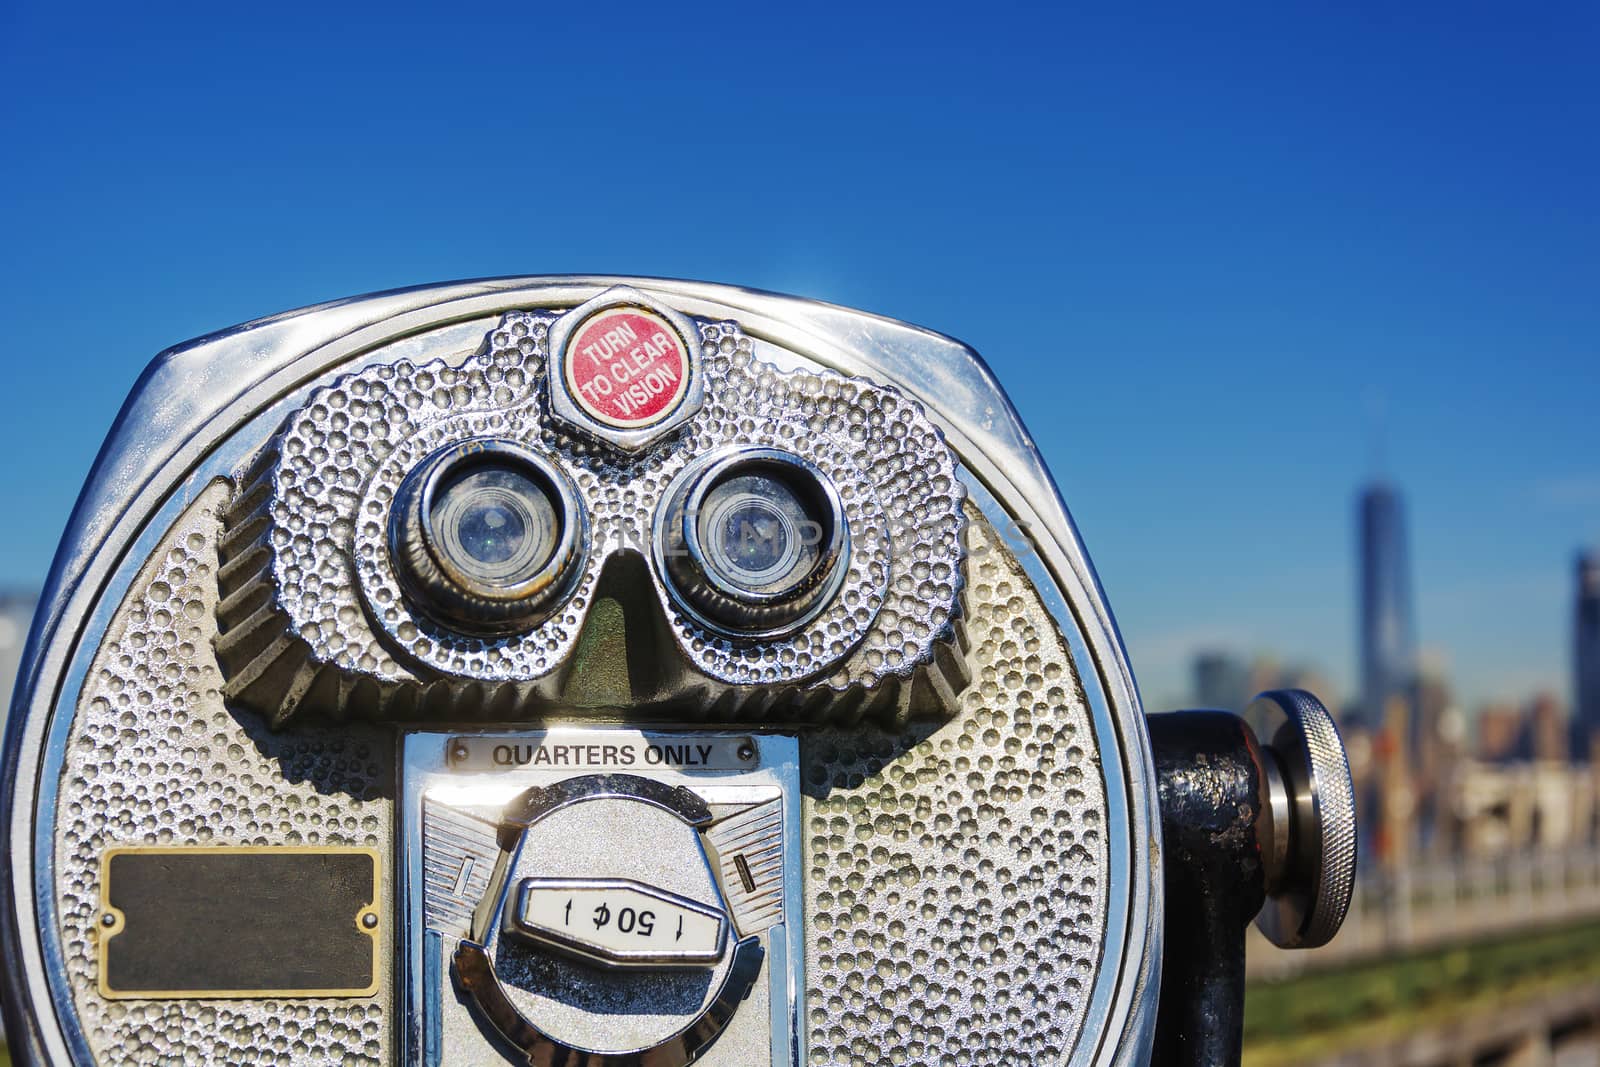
[0,278,1355,1067]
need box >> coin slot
[733,854,757,895]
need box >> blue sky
[1,2,1595,714]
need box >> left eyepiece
[390,440,583,633]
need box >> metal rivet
[362,912,379,930]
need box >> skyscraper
[1359,483,1418,764]
[1574,551,1600,760]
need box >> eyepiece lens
[391,440,583,633]
[700,472,820,595]
[431,464,557,586]
[658,449,849,636]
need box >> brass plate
[98,846,381,999]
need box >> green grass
[1243,919,1600,1066]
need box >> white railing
[1248,846,1600,978]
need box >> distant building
[1474,694,1570,765]
[1478,703,1523,763]
[1414,669,1451,779]
[1576,552,1600,760]
[1340,717,1380,858]
[0,591,35,715]
[1193,651,1251,711]
[1521,692,1569,763]
[1411,665,1462,857]
[1446,760,1599,857]
[1192,653,1341,721]
[0,591,32,1051]
[1359,483,1419,765]
[1277,664,1340,717]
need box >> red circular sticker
[562,307,693,429]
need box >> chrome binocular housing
[0,277,1354,1067]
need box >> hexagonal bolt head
[545,286,706,452]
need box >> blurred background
[2,2,1597,1064]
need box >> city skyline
[1165,477,1597,722]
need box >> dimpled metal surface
[801,513,1108,1066]
[226,310,966,723]
[55,482,392,1065]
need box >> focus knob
[1247,689,1358,949]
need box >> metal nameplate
[98,846,381,999]
[443,731,758,773]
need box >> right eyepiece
[656,447,849,637]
